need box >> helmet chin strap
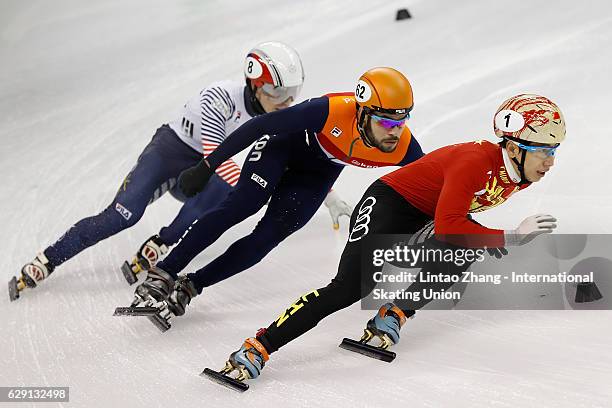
[356,106,376,148]
[244,80,266,116]
[512,149,530,185]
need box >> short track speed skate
[340,304,414,362]
[8,276,27,302]
[201,338,269,392]
[114,298,173,333]
[339,332,397,362]
[201,364,250,393]
[114,267,175,332]
[9,253,54,301]
[121,235,168,285]
[120,260,146,285]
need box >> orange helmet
[355,67,413,147]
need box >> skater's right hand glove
[324,190,353,230]
[504,214,557,246]
[178,159,213,198]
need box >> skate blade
[121,261,139,285]
[339,338,396,362]
[147,314,171,333]
[114,306,171,332]
[8,276,20,302]
[201,368,249,392]
[114,306,160,316]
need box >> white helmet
[494,94,566,184]
[244,41,304,102]
[493,94,566,145]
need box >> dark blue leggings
[44,125,232,267]
[157,132,344,292]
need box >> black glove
[486,247,509,259]
[178,159,213,198]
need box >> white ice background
[1,0,612,407]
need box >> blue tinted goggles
[516,142,559,157]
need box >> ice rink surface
[1,0,612,407]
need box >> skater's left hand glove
[179,159,213,198]
[486,247,509,259]
[505,214,557,246]
[324,190,353,230]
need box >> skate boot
[121,235,169,285]
[9,253,55,301]
[202,337,270,392]
[114,267,176,332]
[166,275,198,317]
[134,266,176,304]
[339,303,415,362]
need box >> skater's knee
[324,279,361,311]
[211,197,266,227]
[225,186,269,216]
[235,221,289,259]
[104,201,145,230]
[250,215,301,250]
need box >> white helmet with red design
[493,94,566,145]
[244,41,304,102]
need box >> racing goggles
[370,113,409,130]
[261,83,301,103]
[516,142,559,158]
